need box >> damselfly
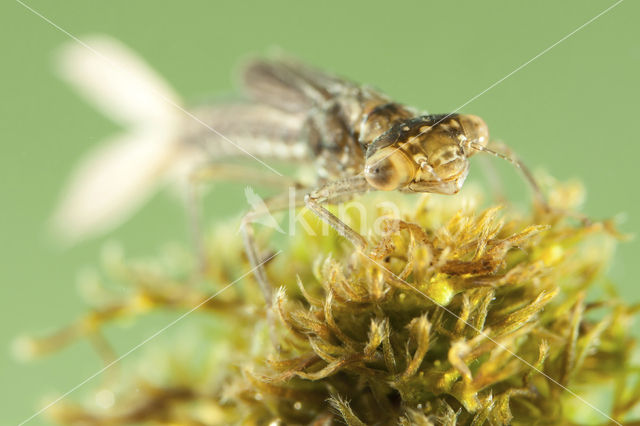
[53,36,546,320]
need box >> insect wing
[241,58,357,112]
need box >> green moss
[21,182,640,425]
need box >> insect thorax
[307,90,417,182]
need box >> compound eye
[364,148,415,191]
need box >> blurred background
[1,1,638,424]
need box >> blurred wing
[241,57,358,113]
[52,35,184,244]
[51,129,177,244]
[56,35,181,127]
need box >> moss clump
[22,182,640,425]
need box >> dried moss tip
[26,182,640,425]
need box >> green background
[1,1,639,424]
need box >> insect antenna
[470,142,548,211]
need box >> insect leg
[187,162,299,271]
[472,141,593,225]
[190,162,299,189]
[185,181,206,271]
[476,154,507,204]
[240,186,309,349]
[304,175,372,251]
[471,141,549,211]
